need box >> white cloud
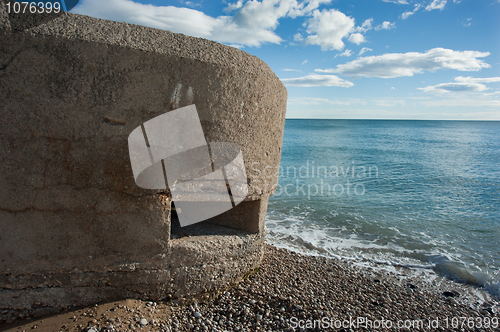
[87,1,363,52]
[232,0,301,31]
[462,18,473,27]
[375,21,396,30]
[286,95,500,120]
[228,44,245,49]
[288,97,367,105]
[74,0,332,48]
[357,18,373,33]
[359,47,373,55]
[289,96,500,117]
[335,49,353,57]
[419,82,488,93]
[233,0,330,30]
[176,0,202,8]
[281,74,354,87]
[224,0,245,13]
[74,0,217,38]
[420,76,500,93]
[283,68,303,72]
[315,48,491,78]
[362,18,373,28]
[302,59,309,64]
[304,9,357,51]
[420,98,500,108]
[426,0,447,11]
[294,33,304,41]
[183,1,202,8]
[401,4,421,19]
[287,0,333,17]
[382,0,409,4]
[348,33,366,45]
[455,76,500,83]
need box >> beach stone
[0,0,286,322]
[139,318,148,326]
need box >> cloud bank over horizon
[419,76,500,93]
[315,48,491,78]
[281,74,354,87]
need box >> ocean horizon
[266,119,500,297]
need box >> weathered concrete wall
[0,0,286,322]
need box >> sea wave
[266,220,500,299]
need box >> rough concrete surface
[0,0,287,323]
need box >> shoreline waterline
[267,119,500,304]
[266,230,500,305]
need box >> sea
[265,119,500,298]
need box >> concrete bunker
[0,0,287,322]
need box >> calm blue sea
[266,119,500,294]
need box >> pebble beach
[2,244,499,332]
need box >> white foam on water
[266,215,500,305]
[485,281,500,299]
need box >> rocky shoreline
[2,244,498,331]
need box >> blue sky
[72,0,500,120]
